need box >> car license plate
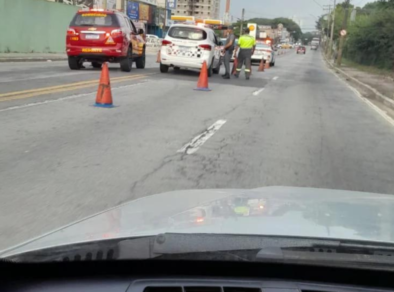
[85,34,99,40]
[82,48,102,53]
[178,46,190,51]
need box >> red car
[66,9,146,72]
[297,46,306,54]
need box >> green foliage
[301,32,314,45]
[345,8,394,69]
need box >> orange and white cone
[95,62,113,108]
[194,61,211,91]
[258,59,265,72]
[156,50,161,63]
[232,58,238,75]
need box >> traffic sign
[340,29,347,36]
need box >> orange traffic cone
[265,61,270,69]
[95,62,113,107]
[258,59,265,72]
[156,50,161,63]
[232,58,238,75]
[194,61,211,91]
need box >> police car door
[212,32,220,68]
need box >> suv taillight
[199,44,212,51]
[67,28,76,36]
[111,29,123,38]
[162,40,172,46]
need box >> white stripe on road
[0,80,149,113]
[273,76,279,80]
[253,88,265,96]
[177,120,227,155]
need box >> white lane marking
[330,69,394,127]
[0,80,149,113]
[253,88,265,96]
[273,76,279,80]
[177,120,227,155]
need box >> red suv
[66,9,146,72]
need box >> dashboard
[2,260,394,292]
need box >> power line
[312,0,323,8]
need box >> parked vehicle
[66,8,146,71]
[159,23,222,77]
[252,42,275,66]
[296,46,306,54]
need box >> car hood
[2,186,394,257]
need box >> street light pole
[240,8,245,35]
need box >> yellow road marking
[0,74,146,99]
[0,75,146,102]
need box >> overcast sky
[220,0,375,32]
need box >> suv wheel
[68,57,82,70]
[136,50,146,69]
[92,62,102,69]
[120,47,132,72]
[160,63,169,73]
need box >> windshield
[168,26,207,40]
[256,44,271,49]
[70,12,119,27]
[2,0,394,270]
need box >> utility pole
[328,0,337,59]
[240,8,245,36]
[224,0,231,24]
[322,5,332,54]
[336,0,350,66]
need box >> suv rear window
[70,13,119,27]
[168,27,207,41]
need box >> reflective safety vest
[238,34,256,49]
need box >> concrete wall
[0,0,79,53]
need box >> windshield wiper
[152,234,394,269]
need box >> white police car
[159,22,222,77]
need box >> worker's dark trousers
[235,48,252,78]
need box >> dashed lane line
[253,88,265,96]
[177,120,227,155]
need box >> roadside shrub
[344,9,394,70]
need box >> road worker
[234,28,256,80]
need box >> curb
[324,56,394,110]
[0,58,67,63]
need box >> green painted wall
[0,0,79,53]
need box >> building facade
[172,0,220,20]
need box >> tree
[301,32,314,45]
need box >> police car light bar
[171,15,195,21]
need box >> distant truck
[311,37,320,50]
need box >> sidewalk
[325,56,394,113]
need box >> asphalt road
[1,49,394,250]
